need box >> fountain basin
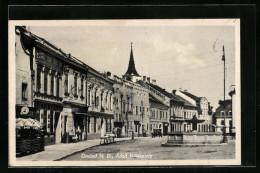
[162,131,224,147]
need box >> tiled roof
[147,83,173,99]
[173,94,197,107]
[149,94,169,108]
[180,91,201,102]
[17,26,114,83]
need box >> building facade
[214,100,232,134]
[15,26,114,145]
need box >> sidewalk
[16,137,132,161]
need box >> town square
[10,19,240,165]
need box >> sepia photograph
[8,19,241,166]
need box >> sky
[28,20,237,111]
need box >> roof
[172,94,197,107]
[149,94,169,109]
[180,91,201,102]
[147,83,173,98]
[124,44,140,77]
[216,100,232,111]
[17,26,114,84]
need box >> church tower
[123,42,141,82]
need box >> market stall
[16,118,44,157]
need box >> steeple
[124,42,141,77]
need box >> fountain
[162,115,223,147]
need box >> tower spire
[124,42,141,78]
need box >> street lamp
[222,45,228,143]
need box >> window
[160,111,162,119]
[184,112,186,119]
[43,110,47,131]
[50,73,54,95]
[163,112,165,119]
[221,120,225,125]
[56,76,60,97]
[94,117,96,133]
[44,69,48,93]
[110,95,112,109]
[74,74,77,96]
[87,118,90,133]
[88,89,90,105]
[136,106,138,115]
[81,78,84,96]
[123,102,125,113]
[221,111,225,116]
[50,111,53,133]
[229,111,232,116]
[94,90,97,106]
[166,112,168,120]
[37,65,42,91]
[21,83,28,100]
[64,74,68,93]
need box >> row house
[175,90,214,132]
[170,92,198,132]
[138,78,171,134]
[15,26,114,145]
[113,75,134,137]
[85,71,114,140]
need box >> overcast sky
[28,20,236,110]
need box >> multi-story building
[171,92,198,132]
[119,43,150,137]
[15,26,114,145]
[142,80,171,135]
[214,100,232,134]
[113,75,134,137]
[176,90,214,132]
[85,70,115,140]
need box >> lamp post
[222,45,228,143]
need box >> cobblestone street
[61,137,235,161]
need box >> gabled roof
[173,94,197,107]
[149,94,169,109]
[180,91,201,102]
[147,83,173,99]
[124,44,140,77]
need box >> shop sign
[20,105,29,115]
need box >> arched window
[221,111,225,116]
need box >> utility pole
[222,45,228,143]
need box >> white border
[8,19,241,167]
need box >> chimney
[152,79,156,85]
[147,77,150,83]
[184,89,187,92]
[107,71,111,77]
[172,90,176,94]
[143,76,146,82]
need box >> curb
[54,138,133,161]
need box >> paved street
[16,137,132,161]
[61,137,235,161]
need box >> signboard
[20,105,29,115]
